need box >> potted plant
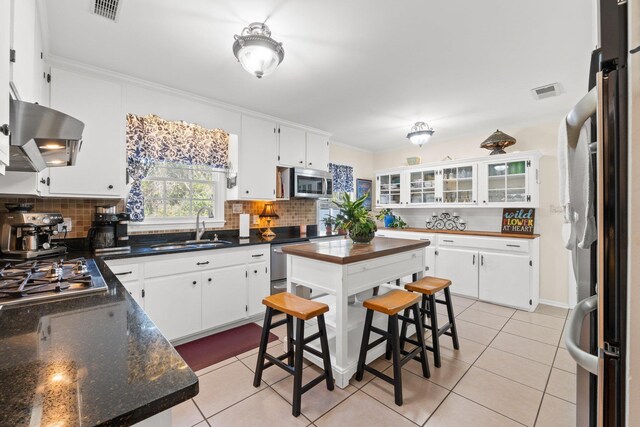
[334,192,377,244]
[321,215,336,234]
[376,208,395,228]
[375,209,407,229]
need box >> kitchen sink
[149,240,233,251]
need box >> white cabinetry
[247,260,269,317]
[145,272,202,341]
[305,132,329,171]
[478,251,531,309]
[435,247,479,298]
[0,0,10,172]
[375,230,540,311]
[277,127,329,171]
[201,264,247,330]
[239,115,277,200]
[47,67,124,197]
[277,124,306,167]
[478,156,539,207]
[107,245,271,342]
[375,151,541,209]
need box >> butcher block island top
[281,236,430,264]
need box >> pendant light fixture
[480,129,517,155]
[232,22,285,79]
[406,122,434,147]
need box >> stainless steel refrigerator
[564,1,628,425]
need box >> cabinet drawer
[247,246,270,262]
[438,235,530,253]
[108,263,140,281]
[143,248,252,278]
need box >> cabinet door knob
[108,185,114,189]
[245,190,249,194]
[299,161,304,164]
[308,162,312,165]
[0,124,9,136]
[208,278,212,282]
[192,281,197,285]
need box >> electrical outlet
[252,215,260,225]
[232,203,243,214]
[59,218,72,232]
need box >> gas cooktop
[0,257,107,307]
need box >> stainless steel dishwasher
[270,241,309,295]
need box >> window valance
[328,163,354,193]
[125,113,229,221]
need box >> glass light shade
[406,122,434,147]
[233,23,284,79]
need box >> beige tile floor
[171,298,577,427]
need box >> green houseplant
[334,192,377,244]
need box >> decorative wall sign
[425,212,467,231]
[501,208,535,234]
[356,179,373,211]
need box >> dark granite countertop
[0,252,199,426]
[0,226,342,426]
[98,226,347,261]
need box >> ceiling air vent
[530,83,562,100]
[92,0,122,22]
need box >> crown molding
[45,54,333,137]
[329,140,373,153]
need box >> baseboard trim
[539,298,572,309]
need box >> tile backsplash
[0,197,125,238]
[0,197,317,238]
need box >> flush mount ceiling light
[406,122,434,147]
[232,22,284,79]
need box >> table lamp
[259,203,279,238]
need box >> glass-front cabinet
[440,164,477,205]
[376,172,404,206]
[478,157,539,207]
[408,169,439,204]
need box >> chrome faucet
[195,206,214,241]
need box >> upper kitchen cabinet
[238,115,277,200]
[376,171,406,207]
[305,132,330,171]
[440,163,477,205]
[276,126,330,171]
[47,67,125,198]
[9,0,47,105]
[478,153,540,207]
[0,0,10,172]
[277,124,306,167]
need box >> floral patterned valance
[125,113,229,221]
[329,163,354,193]
[126,114,229,168]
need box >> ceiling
[44,0,594,151]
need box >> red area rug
[174,323,279,372]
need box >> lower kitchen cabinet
[201,265,248,330]
[144,272,202,341]
[121,280,143,307]
[478,251,532,309]
[435,247,479,298]
[247,261,269,317]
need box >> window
[140,162,225,222]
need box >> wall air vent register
[92,0,122,22]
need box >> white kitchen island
[283,237,429,388]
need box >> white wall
[373,120,570,306]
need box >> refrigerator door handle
[565,294,599,375]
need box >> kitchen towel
[557,116,596,250]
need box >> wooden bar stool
[253,292,334,417]
[355,289,430,406]
[403,276,460,368]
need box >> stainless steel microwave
[290,168,333,198]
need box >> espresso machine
[88,206,130,253]
[0,212,66,259]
